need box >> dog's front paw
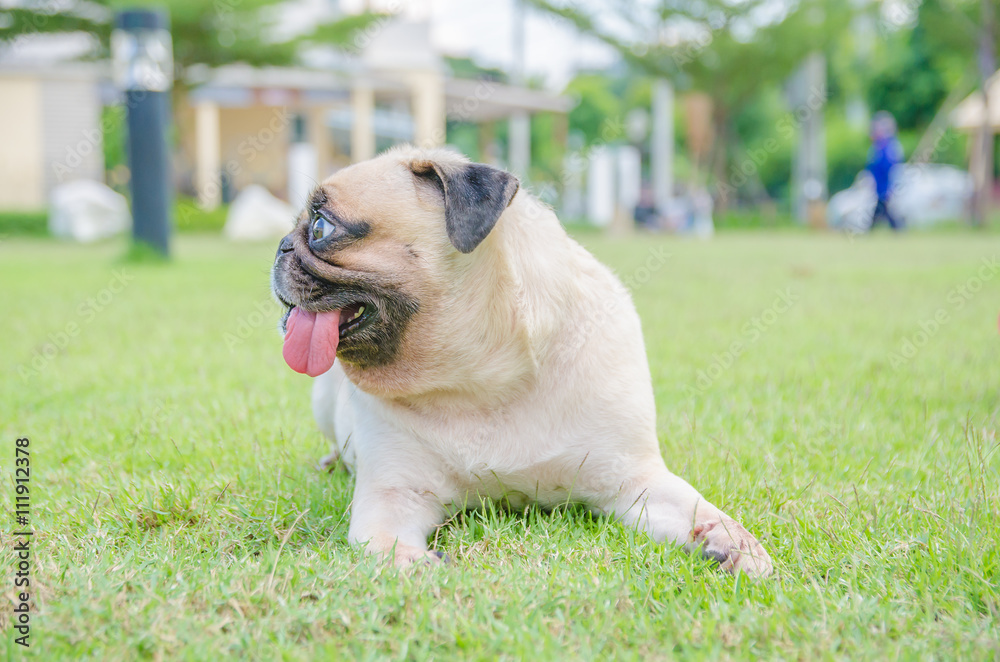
[389,545,448,568]
[358,538,448,568]
[318,449,341,472]
[690,518,773,578]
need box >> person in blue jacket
[866,111,904,230]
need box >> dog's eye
[311,213,339,242]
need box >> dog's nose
[277,234,294,255]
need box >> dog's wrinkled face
[271,148,518,377]
[271,183,420,373]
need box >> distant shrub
[714,210,799,230]
[0,210,48,237]
[0,200,230,238]
[175,198,228,233]
[826,117,870,195]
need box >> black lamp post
[113,8,173,257]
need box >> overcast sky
[340,0,619,90]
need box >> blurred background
[0,0,996,243]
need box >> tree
[528,0,854,209]
[0,0,381,73]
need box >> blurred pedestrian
[633,186,662,230]
[866,111,904,231]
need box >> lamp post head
[112,9,173,93]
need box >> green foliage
[446,122,481,162]
[445,56,508,83]
[533,0,852,106]
[529,112,566,189]
[866,25,949,131]
[713,210,799,230]
[536,0,859,210]
[0,210,48,237]
[302,10,385,54]
[0,5,110,49]
[0,1,382,72]
[175,197,228,233]
[924,128,969,168]
[564,73,626,147]
[914,0,980,81]
[826,114,871,194]
[729,90,794,201]
[101,105,126,174]
[0,200,231,239]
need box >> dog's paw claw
[689,518,773,578]
[317,451,341,472]
[388,547,448,568]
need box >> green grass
[1,231,998,660]
[713,210,800,230]
[0,199,228,239]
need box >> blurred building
[0,61,106,210]
[0,19,570,213]
[952,73,1000,203]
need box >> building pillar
[612,145,640,235]
[409,69,445,148]
[288,113,317,210]
[194,100,221,210]
[651,78,674,213]
[351,83,375,163]
[790,52,827,226]
[587,146,615,227]
[308,104,331,178]
[508,110,530,177]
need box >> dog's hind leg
[601,460,773,577]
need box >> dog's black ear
[411,160,519,253]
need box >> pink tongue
[282,308,341,377]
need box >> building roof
[953,73,1000,131]
[445,78,572,121]
[0,60,108,82]
[187,63,571,120]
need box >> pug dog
[271,146,772,576]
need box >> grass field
[1,231,998,660]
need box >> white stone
[586,147,615,227]
[224,185,296,242]
[49,180,130,243]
